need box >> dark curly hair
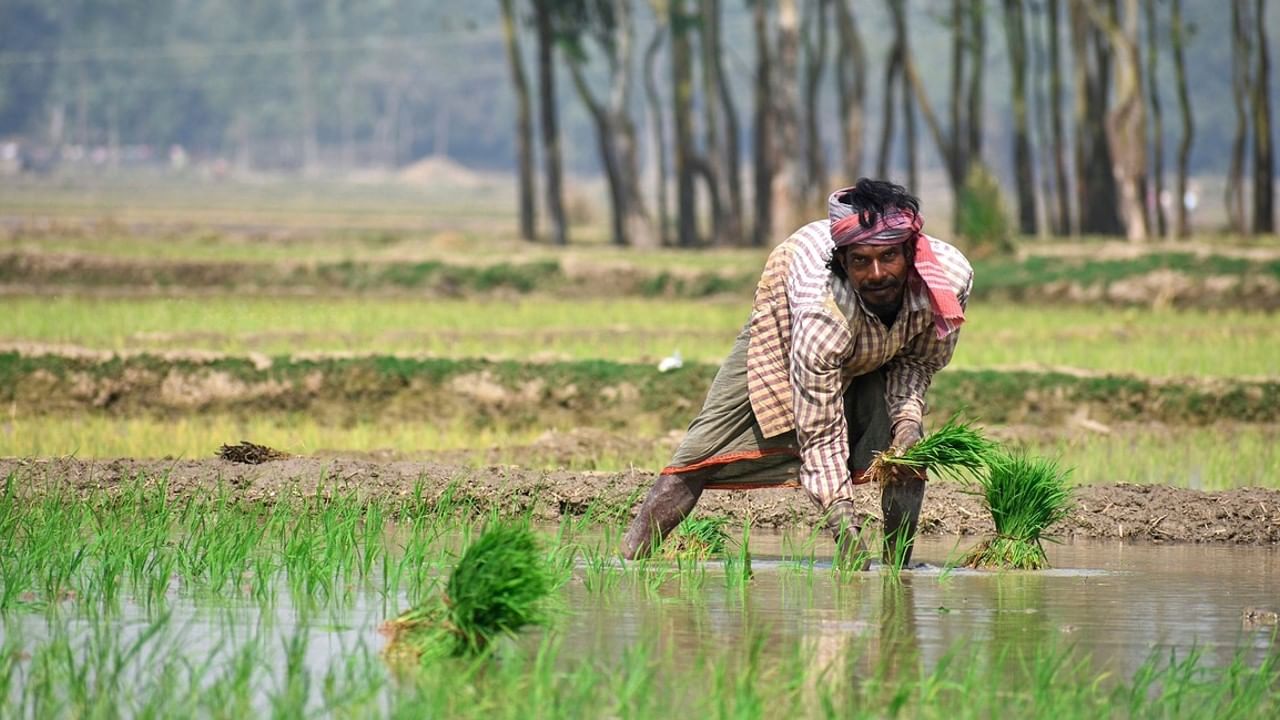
[826,178,921,280]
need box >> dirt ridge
[5,458,1277,545]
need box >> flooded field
[3,188,1279,715]
[3,503,1277,718]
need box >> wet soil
[5,457,1278,544]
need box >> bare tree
[670,0,700,246]
[1143,0,1166,236]
[643,15,670,246]
[1227,0,1252,235]
[833,0,867,184]
[876,0,904,179]
[704,0,744,244]
[800,0,831,198]
[752,0,775,246]
[773,0,803,235]
[532,0,568,245]
[1253,0,1274,233]
[563,1,656,248]
[902,1,986,222]
[900,0,918,192]
[1002,0,1037,235]
[1047,0,1072,234]
[1169,0,1193,237]
[1068,0,1124,235]
[499,0,537,241]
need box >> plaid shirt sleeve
[884,274,973,432]
[789,302,855,509]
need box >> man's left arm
[883,282,971,449]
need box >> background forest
[0,0,1276,247]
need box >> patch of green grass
[4,297,1277,377]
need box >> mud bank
[5,458,1278,544]
[5,351,1279,428]
[5,250,1280,308]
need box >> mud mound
[5,458,1277,545]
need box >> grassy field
[3,296,1277,376]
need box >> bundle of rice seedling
[867,416,999,484]
[381,523,553,662]
[661,515,733,559]
[962,452,1073,570]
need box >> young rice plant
[867,416,999,483]
[962,451,1074,570]
[381,522,554,662]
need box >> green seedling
[381,522,554,661]
[963,452,1074,570]
[868,416,999,484]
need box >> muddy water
[4,536,1276,712]
[565,536,1279,678]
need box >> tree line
[503,0,1275,247]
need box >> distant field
[3,296,1277,376]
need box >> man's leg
[620,471,705,560]
[881,471,926,566]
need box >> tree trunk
[499,0,537,241]
[699,0,738,245]
[1228,0,1252,235]
[533,0,568,245]
[1003,0,1037,235]
[671,0,699,246]
[967,1,986,161]
[1143,0,1166,237]
[1101,0,1149,241]
[834,0,867,184]
[1253,0,1274,233]
[707,0,744,244]
[773,0,802,235]
[1030,0,1057,236]
[1048,0,1072,234]
[1069,0,1124,235]
[877,0,904,179]
[900,1,917,192]
[752,0,775,246]
[566,2,654,248]
[644,23,671,246]
[1170,0,1194,238]
[801,0,830,197]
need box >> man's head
[826,179,922,315]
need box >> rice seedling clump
[868,416,999,483]
[382,522,554,662]
[962,452,1074,570]
[661,515,733,559]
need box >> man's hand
[891,420,923,453]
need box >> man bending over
[621,178,974,569]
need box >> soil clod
[217,441,289,464]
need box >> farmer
[621,178,973,569]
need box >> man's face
[838,242,910,313]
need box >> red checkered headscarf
[828,187,965,338]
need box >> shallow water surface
[576,536,1279,678]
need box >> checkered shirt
[745,220,973,508]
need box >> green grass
[872,417,999,483]
[3,296,1278,376]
